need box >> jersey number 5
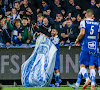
[90,26,94,35]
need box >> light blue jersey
[80,18,99,52]
[50,35,60,70]
[50,35,60,53]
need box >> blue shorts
[79,50,98,66]
[54,54,60,70]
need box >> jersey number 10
[90,26,94,35]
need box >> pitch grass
[2,87,100,90]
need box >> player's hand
[75,40,79,46]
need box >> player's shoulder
[54,35,60,40]
[80,19,86,26]
[85,18,99,25]
[93,20,99,26]
[80,20,85,24]
[80,20,85,29]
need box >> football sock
[98,69,100,77]
[80,67,89,81]
[76,71,82,87]
[55,72,60,83]
[90,69,95,86]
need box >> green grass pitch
[2,87,100,90]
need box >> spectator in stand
[26,16,34,43]
[36,17,51,37]
[96,1,100,22]
[21,17,28,42]
[28,0,42,10]
[5,6,11,16]
[14,1,21,15]
[7,18,28,45]
[20,0,37,22]
[38,0,49,14]
[73,14,82,29]
[61,18,78,43]
[47,12,64,41]
[10,8,20,24]
[89,0,98,21]
[0,7,5,19]
[37,13,44,28]
[74,0,90,17]
[66,0,82,22]
[0,18,11,45]
[50,0,64,19]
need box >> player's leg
[67,70,82,89]
[49,53,60,87]
[89,53,98,89]
[89,65,95,89]
[54,54,61,87]
[68,51,90,89]
[68,64,90,89]
[79,51,90,83]
[79,51,90,89]
[75,70,82,87]
[98,67,100,76]
[55,69,61,87]
[98,54,100,76]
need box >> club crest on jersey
[88,41,96,50]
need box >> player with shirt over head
[68,9,99,90]
[50,29,61,87]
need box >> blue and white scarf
[12,28,22,43]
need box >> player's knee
[89,65,95,69]
[98,67,100,70]
[80,64,86,68]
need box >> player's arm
[75,28,85,45]
[97,33,99,39]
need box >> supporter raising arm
[7,18,28,45]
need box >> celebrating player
[50,29,61,87]
[68,9,99,89]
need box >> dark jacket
[62,24,79,42]
[89,5,98,21]
[0,25,11,44]
[47,15,64,40]
[35,24,51,37]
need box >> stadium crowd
[0,0,100,46]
